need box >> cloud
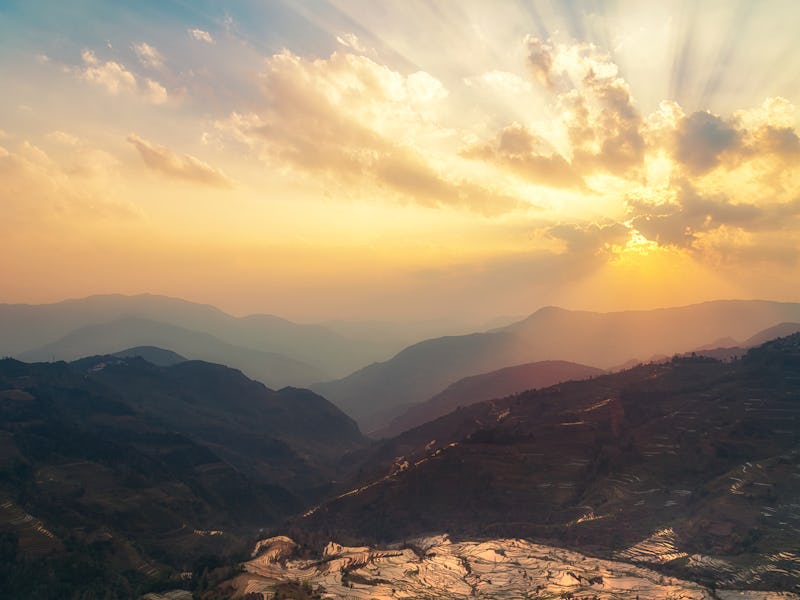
[673,111,740,174]
[133,42,164,69]
[464,38,645,183]
[336,33,366,53]
[548,221,630,255]
[144,79,168,104]
[217,49,515,214]
[47,131,80,146]
[628,181,800,261]
[463,70,532,95]
[189,28,214,44]
[78,48,168,104]
[527,37,556,90]
[461,123,583,189]
[0,140,139,230]
[81,49,136,95]
[126,134,232,188]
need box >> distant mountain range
[0,354,365,595]
[0,294,409,386]
[313,300,800,431]
[292,333,800,592]
[17,317,325,389]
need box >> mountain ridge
[313,299,800,430]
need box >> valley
[2,299,800,598]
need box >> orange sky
[1,1,799,321]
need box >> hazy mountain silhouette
[0,294,401,380]
[375,360,604,438]
[313,300,800,430]
[18,317,324,389]
[742,322,800,346]
[0,354,365,595]
[292,333,800,592]
[111,345,186,366]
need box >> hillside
[0,355,366,596]
[293,334,800,592]
[376,360,604,438]
[313,300,800,430]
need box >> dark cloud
[674,111,740,174]
[548,221,630,254]
[750,125,800,158]
[461,123,584,190]
[376,148,519,216]
[629,182,800,248]
[526,37,557,90]
[570,70,645,176]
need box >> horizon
[3,291,799,327]
[2,1,800,321]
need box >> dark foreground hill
[0,356,365,597]
[292,334,800,592]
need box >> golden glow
[1,2,799,320]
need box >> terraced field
[225,535,799,599]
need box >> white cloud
[336,33,366,53]
[81,49,136,95]
[407,71,448,103]
[47,131,80,145]
[144,79,168,104]
[216,49,516,214]
[133,42,164,69]
[464,70,532,95]
[81,49,98,65]
[189,28,214,44]
[77,48,168,105]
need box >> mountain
[292,334,800,592]
[18,317,324,389]
[376,360,604,438]
[0,355,365,596]
[679,322,800,364]
[111,345,187,366]
[743,322,800,347]
[0,294,400,380]
[313,300,800,430]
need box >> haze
[1,1,799,322]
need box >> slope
[376,360,604,438]
[0,355,365,596]
[294,334,800,592]
[314,299,800,430]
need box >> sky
[1,0,799,322]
